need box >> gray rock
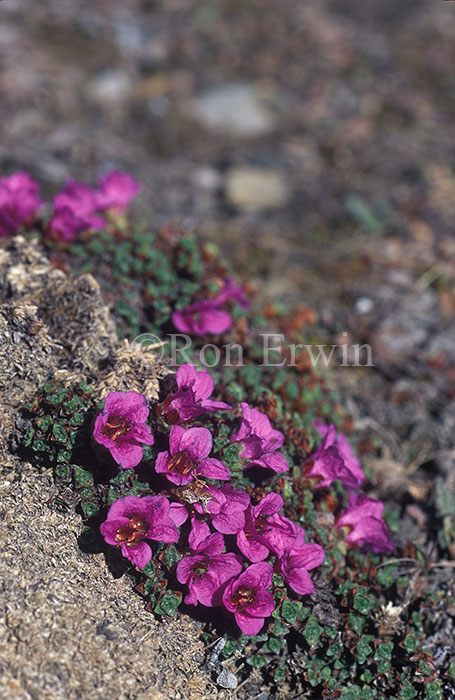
[225,166,290,211]
[87,70,132,106]
[187,83,277,137]
[216,667,238,689]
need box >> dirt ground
[0,0,454,697]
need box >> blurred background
[1,0,454,477]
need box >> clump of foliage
[18,370,454,699]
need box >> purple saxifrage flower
[336,492,395,553]
[155,425,231,486]
[172,279,249,336]
[231,402,289,473]
[194,483,250,534]
[276,530,325,595]
[303,424,364,490]
[0,172,43,237]
[160,363,232,423]
[176,518,243,606]
[100,494,179,568]
[95,171,142,213]
[93,391,154,469]
[314,421,365,487]
[237,492,301,562]
[49,180,105,241]
[222,562,275,636]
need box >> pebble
[225,166,290,211]
[355,297,374,314]
[216,667,238,689]
[186,83,276,137]
[87,70,132,106]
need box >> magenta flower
[160,364,232,423]
[336,492,395,553]
[215,278,249,308]
[276,530,325,595]
[172,298,232,335]
[194,483,250,534]
[50,180,105,241]
[176,518,243,607]
[0,172,43,237]
[155,425,231,486]
[237,492,301,562]
[100,495,179,568]
[314,421,365,487]
[222,562,275,636]
[303,424,364,490]
[93,391,154,469]
[169,502,189,527]
[96,171,142,213]
[231,402,289,473]
[172,279,249,336]
[48,208,104,242]
[54,180,103,219]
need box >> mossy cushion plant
[4,171,453,698]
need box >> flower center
[115,515,148,547]
[254,514,272,535]
[167,449,196,476]
[229,585,255,610]
[102,415,131,441]
[191,559,209,578]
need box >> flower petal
[179,427,212,461]
[234,611,265,636]
[100,517,129,545]
[196,458,231,481]
[110,441,144,469]
[121,541,152,569]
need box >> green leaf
[376,566,396,587]
[345,194,383,233]
[56,449,72,463]
[353,591,374,615]
[355,635,374,664]
[272,573,285,588]
[161,544,181,568]
[52,424,68,444]
[272,620,288,637]
[55,464,71,479]
[399,683,417,699]
[374,642,393,661]
[273,664,287,682]
[70,412,85,427]
[281,599,302,625]
[81,501,98,518]
[302,615,323,647]
[348,613,365,634]
[154,592,181,617]
[23,427,35,447]
[264,637,281,654]
[403,634,419,653]
[74,467,94,488]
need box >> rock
[0,464,217,700]
[193,166,222,191]
[355,297,374,314]
[87,70,132,106]
[216,667,238,689]
[225,166,290,211]
[186,83,276,137]
[0,236,223,700]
